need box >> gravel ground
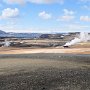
[0,53,90,90]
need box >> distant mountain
[7,32,41,38]
[0,30,41,38]
[0,30,8,37]
[0,30,70,39]
[0,30,6,34]
[40,34,64,39]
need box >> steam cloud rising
[64,32,90,46]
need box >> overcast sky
[0,0,90,33]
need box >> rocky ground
[0,53,90,90]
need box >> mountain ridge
[0,30,41,38]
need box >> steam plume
[64,32,90,46]
[4,39,11,47]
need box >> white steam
[4,40,11,47]
[64,32,90,46]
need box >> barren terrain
[0,54,90,90]
[0,40,90,90]
[0,47,90,54]
[0,41,90,54]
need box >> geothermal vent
[64,32,90,47]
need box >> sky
[0,0,90,33]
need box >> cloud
[0,8,19,19]
[3,0,25,4]
[39,11,52,19]
[67,24,89,30]
[28,0,64,4]
[3,0,64,4]
[80,16,90,22]
[58,9,75,21]
[58,15,74,21]
[63,9,74,15]
[58,23,90,32]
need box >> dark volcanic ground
[0,53,90,90]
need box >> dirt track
[0,47,90,54]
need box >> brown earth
[0,42,90,90]
[0,46,90,54]
[0,53,90,90]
